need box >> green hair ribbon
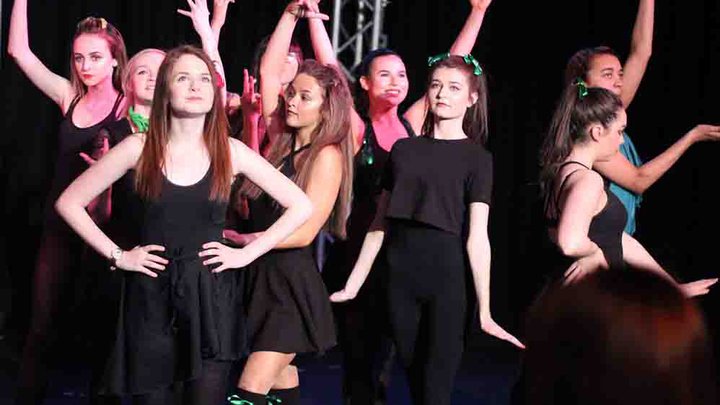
[427,52,483,76]
[427,52,450,67]
[128,106,149,133]
[573,78,589,99]
[462,54,483,76]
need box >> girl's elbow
[557,237,583,257]
[54,195,69,218]
[297,198,314,223]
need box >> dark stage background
[1,0,720,359]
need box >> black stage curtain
[1,0,719,346]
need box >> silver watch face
[112,249,123,260]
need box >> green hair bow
[427,52,483,76]
[573,78,589,99]
[462,54,483,76]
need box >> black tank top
[354,117,416,201]
[246,135,312,233]
[45,94,124,227]
[546,161,626,270]
[141,168,227,252]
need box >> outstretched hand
[688,124,720,143]
[679,278,718,297]
[178,0,213,36]
[480,316,525,349]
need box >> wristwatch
[110,247,124,271]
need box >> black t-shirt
[381,136,493,235]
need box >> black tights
[17,227,83,403]
[132,360,232,405]
[385,221,468,405]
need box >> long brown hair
[239,60,354,239]
[538,85,622,201]
[70,17,128,97]
[522,270,716,405]
[135,45,232,201]
[421,55,489,145]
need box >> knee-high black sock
[227,388,268,405]
[267,387,300,405]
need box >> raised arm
[240,69,263,153]
[330,191,390,302]
[260,2,329,129]
[210,0,233,44]
[404,0,492,133]
[260,7,299,129]
[467,202,524,348]
[178,0,228,106]
[306,0,366,151]
[8,0,74,110]
[620,0,654,108]
[594,125,720,194]
[55,135,169,277]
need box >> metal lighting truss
[331,0,389,81]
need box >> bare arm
[8,0,74,110]
[621,232,666,276]
[554,170,605,258]
[594,125,720,194]
[306,1,366,151]
[404,0,492,133]
[210,0,233,44]
[330,191,390,301]
[275,146,343,249]
[621,231,717,297]
[260,9,298,129]
[210,138,314,267]
[621,0,654,108]
[467,202,524,348]
[179,0,228,107]
[55,135,169,277]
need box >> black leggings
[131,360,233,405]
[18,226,84,398]
[385,220,468,405]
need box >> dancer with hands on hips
[55,45,312,404]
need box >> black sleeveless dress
[44,94,125,231]
[546,161,627,275]
[102,169,245,395]
[243,140,336,354]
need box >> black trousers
[385,220,468,405]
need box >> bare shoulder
[313,145,343,168]
[228,137,250,155]
[565,168,604,193]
